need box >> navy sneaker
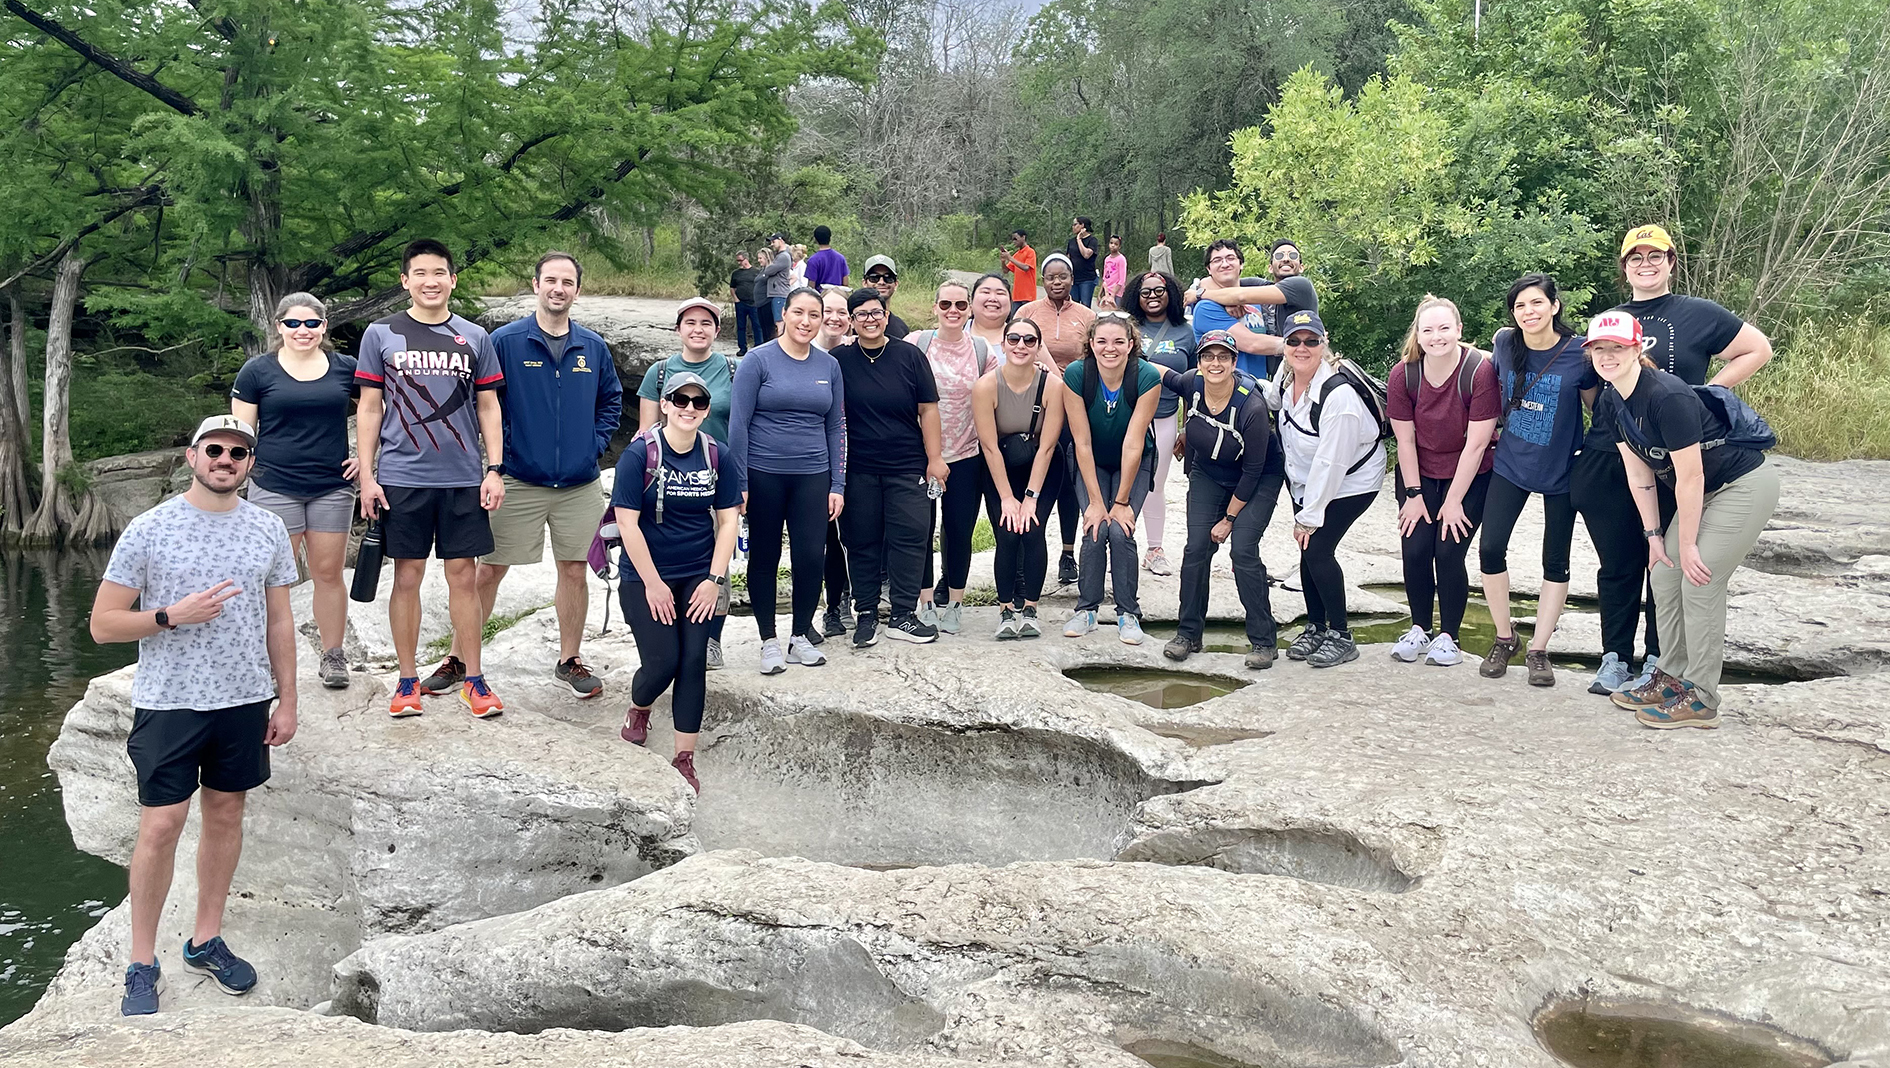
[182,936,257,995]
[121,961,162,1016]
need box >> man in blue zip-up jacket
[466,251,623,698]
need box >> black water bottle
[350,519,384,603]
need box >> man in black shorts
[356,239,509,718]
[90,414,302,1015]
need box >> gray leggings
[1074,454,1155,615]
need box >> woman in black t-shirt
[1583,312,1779,731]
[611,373,741,793]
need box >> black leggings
[1478,472,1575,583]
[1055,439,1080,549]
[1298,490,1376,632]
[824,519,848,609]
[745,470,829,640]
[1398,469,1492,637]
[1571,447,1659,660]
[984,454,1064,606]
[621,575,714,734]
[923,456,986,600]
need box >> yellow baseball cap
[1620,224,1674,257]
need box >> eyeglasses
[1284,336,1324,348]
[852,309,886,321]
[936,299,968,311]
[865,273,896,283]
[1004,333,1042,346]
[1197,348,1235,361]
[666,392,712,410]
[279,318,325,329]
[1624,251,1669,266]
[199,444,252,460]
[1271,249,1301,262]
[1140,287,1167,299]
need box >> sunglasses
[1097,310,1133,321]
[279,318,326,329]
[1004,333,1042,346]
[936,299,969,311]
[865,273,896,283]
[1284,336,1324,348]
[1271,249,1301,262]
[199,443,252,460]
[666,392,712,410]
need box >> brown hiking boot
[672,751,700,793]
[1525,650,1555,687]
[1479,634,1520,678]
[1635,685,1720,730]
[1611,669,1685,711]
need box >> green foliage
[1738,318,1890,461]
[64,370,229,461]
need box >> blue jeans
[769,296,787,332]
[735,303,770,353]
[1072,279,1098,307]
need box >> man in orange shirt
[1001,230,1037,311]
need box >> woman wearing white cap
[1584,311,1778,730]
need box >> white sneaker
[705,638,724,671]
[1424,633,1463,666]
[1117,613,1146,645]
[1391,624,1433,663]
[938,602,962,634]
[759,637,786,675]
[917,601,939,628]
[788,634,827,666]
[1064,610,1097,637]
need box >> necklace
[860,341,888,364]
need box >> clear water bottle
[737,515,749,560]
[925,477,944,500]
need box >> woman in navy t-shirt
[611,372,742,794]
[1477,274,1597,686]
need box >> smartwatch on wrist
[710,574,729,587]
[1024,488,1039,499]
[1643,527,1662,540]
[155,609,175,630]
[486,464,504,476]
[1404,486,1423,499]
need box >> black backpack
[1280,357,1392,475]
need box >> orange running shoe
[459,676,504,719]
[389,677,423,718]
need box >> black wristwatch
[1221,513,1237,524]
[1404,486,1423,499]
[486,464,504,476]
[154,609,175,630]
[1642,527,1662,540]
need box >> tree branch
[0,188,166,292]
[3,0,202,116]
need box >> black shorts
[381,485,493,560]
[127,701,272,807]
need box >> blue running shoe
[182,936,257,995]
[121,961,162,1016]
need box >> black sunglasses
[666,392,712,410]
[1284,336,1324,348]
[936,299,969,311]
[199,443,252,460]
[279,318,326,329]
[1004,333,1042,346]
[866,272,896,283]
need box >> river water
[0,549,131,1026]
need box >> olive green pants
[1650,459,1780,710]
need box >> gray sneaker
[1625,653,1662,693]
[705,638,724,671]
[319,648,350,689]
[938,602,963,635]
[759,637,786,675]
[788,634,827,666]
[1117,613,1146,645]
[1308,629,1359,668]
[1018,606,1042,639]
[995,608,1020,640]
[1064,610,1097,637]
[1588,652,1630,694]
[1286,625,1327,661]
[917,602,939,629]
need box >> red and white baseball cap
[1583,310,1643,348]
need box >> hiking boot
[1163,635,1200,662]
[1245,644,1277,670]
[1526,649,1556,687]
[319,648,350,689]
[1479,633,1520,678]
[121,961,162,1016]
[1626,653,1662,694]
[705,638,724,671]
[419,655,465,695]
[938,602,963,635]
[885,614,938,644]
[672,751,701,793]
[759,637,786,675]
[1635,684,1719,730]
[181,935,256,996]
[1589,652,1631,695]
[459,676,504,718]
[1143,548,1173,577]
[822,605,848,638]
[1018,606,1042,639]
[1286,625,1327,661]
[853,613,880,648]
[1118,613,1146,645]
[1424,633,1463,666]
[1064,610,1097,637]
[389,677,423,718]
[1612,668,1685,710]
[995,608,1020,641]
[621,707,651,746]
[1390,625,1432,663]
[1058,552,1078,587]
[1308,629,1359,668]
[788,634,828,664]
[556,657,603,699]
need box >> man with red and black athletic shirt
[356,238,509,719]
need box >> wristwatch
[1642,527,1663,540]
[1023,488,1039,499]
[1221,513,1237,524]
[486,464,504,476]
[709,574,729,587]
[1404,486,1423,499]
[155,609,175,630]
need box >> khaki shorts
[484,478,605,566]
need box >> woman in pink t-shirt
[1099,235,1128,309]
[909,279,995,634]
[1385,295,1501,667]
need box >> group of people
[87,220,1781,1018]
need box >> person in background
[1100,234,1128,310]
[789,244,809,289]
[479,252,622,698]
[814,288,854,640]
[1385,295,1499,668]
[1124,271,1194,578]
[637,296,738,669]
[730,251,767,358]
[1188,240,1278,380]
[1276,311,1384,669]
[1148,232,1175,278]
[832,286,944,646]
[762,232,793,333]
[862,255,912,340]
[1477,273,1597,687]
[1586,312,1780,730]
[90,415,300,1017]
[967,272,1013,352]
[1159,330,1282,669]
[805,225,850,289]
[1194,239,1320,380]
[1066,216,1100,306]
[1573,224,1774,697]
[1016,254,1098,587]
[1001,230,1037,312]
[973,314,1068,639]
[231,292,356,690]
[728,287,844,673]
[612,372,740,793]
[356,239,508,718]
[1062,313,1162,644]
[910,280,994,633]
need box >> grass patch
[963,585,1000,607]
[970,516,995,554]
[728,567,790,592]
[1738,317,1890,460]
[424,604,546,659]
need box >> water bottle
[737,515,749,560]
[925,477,944,500]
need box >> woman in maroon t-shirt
[1385,296,1501,666]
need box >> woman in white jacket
[1275,310,1386,667]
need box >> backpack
[1184,371,1262,462]
[910,331,993,374]
[585,429,722,579]
[1615,383,1777,459]
[1401,346,1486,408]
[1280,357,1392,475]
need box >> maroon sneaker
[671,751,700,793]
[620,707,651,746]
